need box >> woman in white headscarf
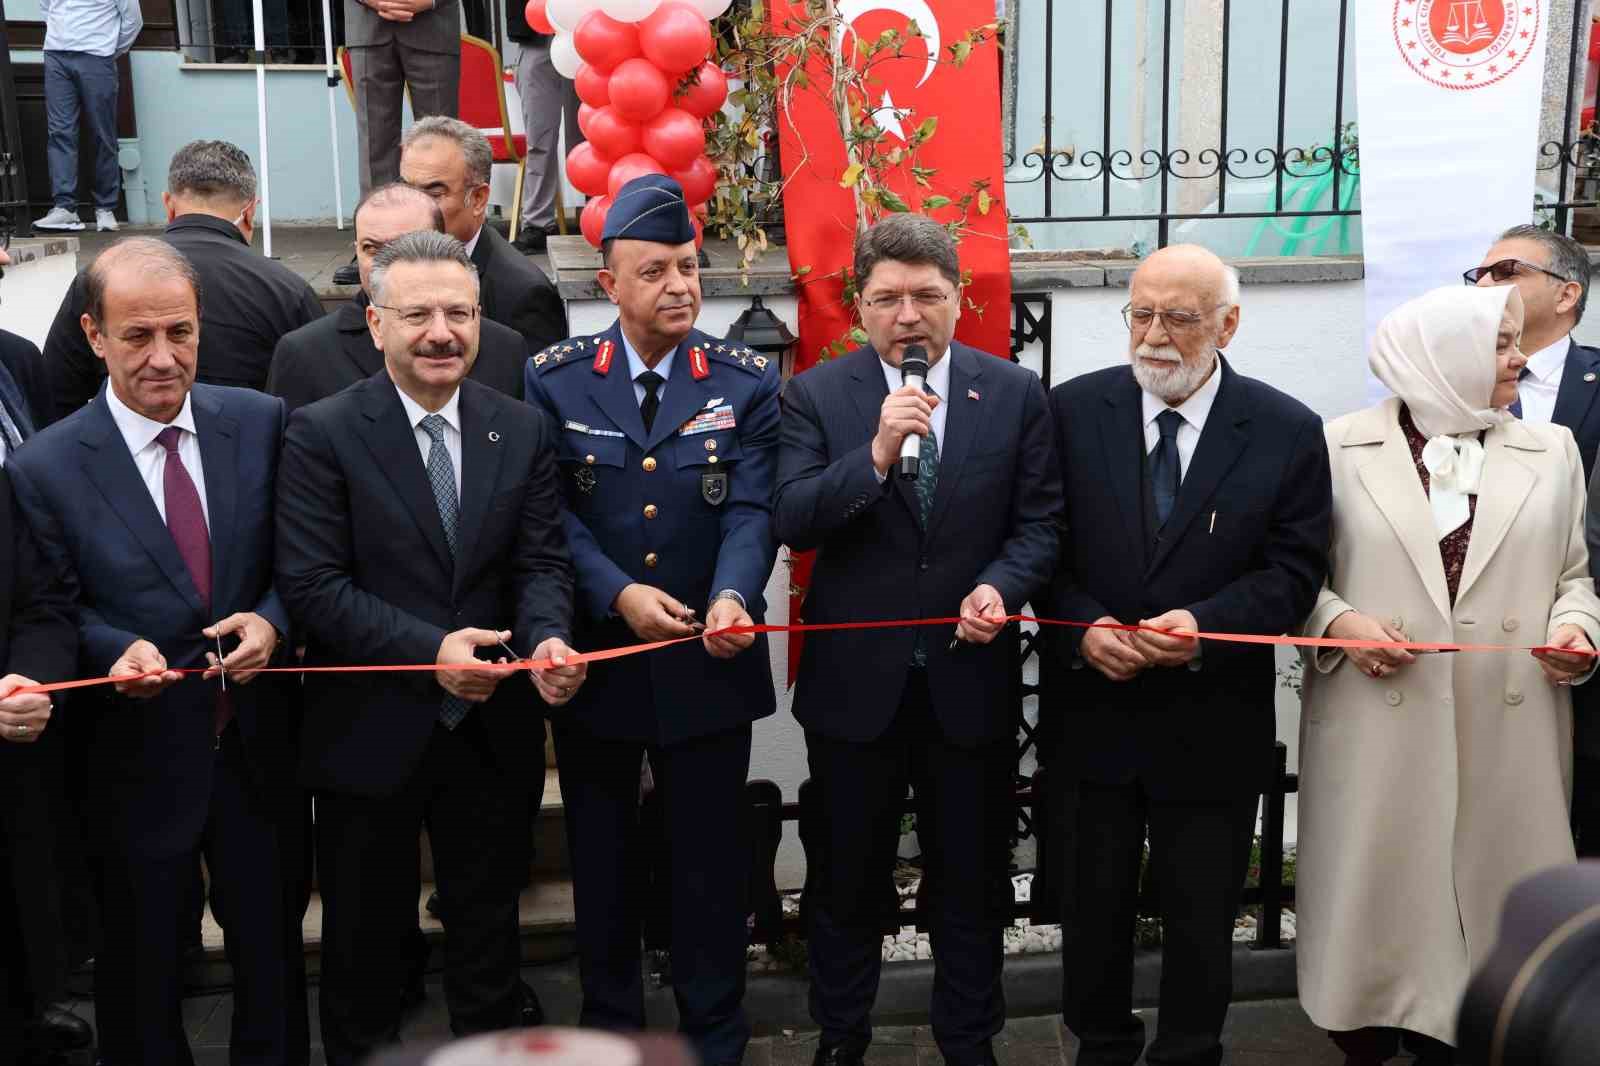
[1296,284,1600,1066]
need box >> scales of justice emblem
[1393,0,1539,91]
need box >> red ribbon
[10,615,1591,697]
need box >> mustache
[414,342,464,358]
[1135,344,1183,364]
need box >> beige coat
[1297,398,1600,1044]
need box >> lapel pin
[968,388,981,401]
[1586,372,1597,383]
[488,431,501,442]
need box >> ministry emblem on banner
[1394,0,1540,90]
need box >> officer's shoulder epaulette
[530,336,595,372]
[703,340,773,375]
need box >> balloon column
[525,0,731,247]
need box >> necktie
[156,427,229,735]
[914,396,940,529]
[1148,409,1184,528]
[420,414,468,730]
[637,370,664,433]
[1508,366,1533,419]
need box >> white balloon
[598,0,659,23]
[544,0,591,33]
[550,33,584,78]
[690,0,731,17]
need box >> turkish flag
[769,0,1011,682]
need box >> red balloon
[577,102,597,138]
[639,2,712,76]
[566,142,613,197]
[692,215,704,250]
[573,11,640,74]
[574,64,611,108]
[586,106,644,160]
[524,0,554,34]
[607,152,668,200]
[671,154,717,206]
[607,58,671,122]
[641,108,705,170]
[580,195,612,247]
[675,61,728,119]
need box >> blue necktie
[421,414,468,729]
[1149,409,1184,528]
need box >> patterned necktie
[1148,409,1184,528]
[157,427,229,735]
[914,390,940,529]
[1508,366,1533,419]
[637,370,664,433]
[420,414,468,729]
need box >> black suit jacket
[774,343,1062,746]
[0,330,51,431]
[470,224,567,356]
[276,372,573,798]
[8,384,296,858]
[1046,358,1331,799]
[42,214,325,423]
[1554,340,1600,481]
[265,292,529,413]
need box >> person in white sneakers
[35,0,142,232]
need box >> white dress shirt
[879,348,952,442]
[464,227,483,262]
[1515,335,1568,425]
[41,0,143,55]
[104,386,210,528]
[621,331,677,405]
[1140,358,1222,480]
[394,380,463,497]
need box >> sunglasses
[1462,257,1572,285]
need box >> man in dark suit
[344,0,459,195]
[401,116,567,354]
[506,0,580,254]
[775,214,1062,1066]
[523,175,780,1066]
[43,139,325,423]
[9,237,308,1066]
[1049,244,1331,1066]
[267,182,527,413]
[1469,225,1600,859]
[275,230,582,1066]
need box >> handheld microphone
[897,346,930,481]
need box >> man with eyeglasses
[1046,244,1330,1066]
[275,230,582,1065]
[41,139,325,424]
[775,213,1061,1066]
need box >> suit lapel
[1354,409,1453,623]
[339,296,384,380]
[645,334,714,454]
[356,375,455,574]
[925,345,981,541]
[848,347,916,518]
[1097,372,1148,570]
[470,228,497,319]
[192,387,237,612]
[77,391,206,609]
[1147,360,1249,575]
[1551,340,1600,434]
[589,323,650,449]
[1454,424,1539,606]
[451,385,504,591]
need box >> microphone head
[900,347,929,382]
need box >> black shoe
[332,256,360,287]
[425,890,442,918]
[23,1001,94,1052]
[518,978,545,1026]
[810,1046,864,1066]
[513,227,549,254]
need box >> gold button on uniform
[708,455,719,464]
[584,454,596,465]
[705,439,718,452]
[644,504,658,519]
[642,456,657,472]
[644,552,659,568]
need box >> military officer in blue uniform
[522,174,780,1066]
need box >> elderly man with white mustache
[1044,244,1333,1066]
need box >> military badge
[574,466,597,495]
[701,469,728,506]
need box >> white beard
[1131,344,1216,404]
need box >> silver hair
[1219,264,1241,308]
[402,116,494,188]
[1498,223,1591,323]
[368,230,478,306]
[853,214,962,290]
[167,139,258,204]
[83,237,202,324]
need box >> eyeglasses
[373,304,479,328]
[860,289,953,312]
[1462,257,1572,286]
[1122,303,1230,333]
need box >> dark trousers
[1573,754,1600,859]
[553,723,753,1066]
[1328,1027,1454,1064]
[805,669,1012,1066]
[1060,780,1258,1066]
[94,723,307,1066]
[43,51,120,211]
[349,42,459,193]
[317,714,529,1066]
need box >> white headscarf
[1368,285,1523,539]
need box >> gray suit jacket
[343,0,460,51]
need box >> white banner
[1356,0,1551,393]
